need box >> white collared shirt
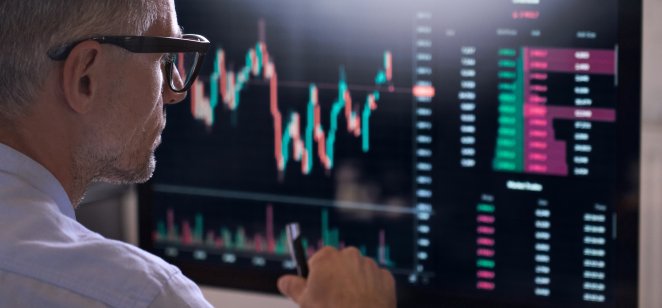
[0,143,212,307]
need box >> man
[0,0,396,307]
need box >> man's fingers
[381,268,396,288]
[308,246,337,265]
[277,275,307,303]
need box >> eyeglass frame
[47,34,211,93]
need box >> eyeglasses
[47,34,211,93]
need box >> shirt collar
[0,143,75,219]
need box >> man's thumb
[277,275,306,303]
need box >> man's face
[86,0,186,184]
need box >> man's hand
[277,246,396,308]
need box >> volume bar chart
[154,205,289,255]
[153,203,397,267]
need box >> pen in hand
[278,223,396,307]
[286,222,309,278]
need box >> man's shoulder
[70,235,183,285]
[0,222,189,307]
[68,237,211,307]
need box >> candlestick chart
[187,25,404,177]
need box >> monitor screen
[139,0,642,306]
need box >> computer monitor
[139,0,642,306]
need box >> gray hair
[0,0,163,120]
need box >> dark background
[140,0,641,306]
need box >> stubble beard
[93,154,157,185]
[81,131,161,186]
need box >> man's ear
[61,40,103,114]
